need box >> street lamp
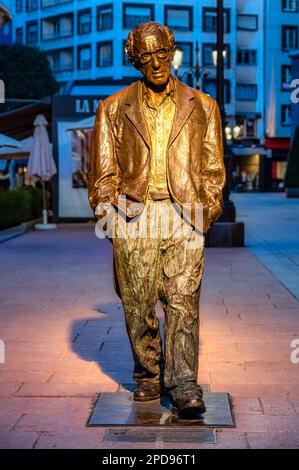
[181,41,205,90]
[212,49,227,67]
[208,0,244,246]
[172,47,183,77]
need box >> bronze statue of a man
[88,22,225,417]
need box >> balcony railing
[42,0,73,8]
[42,30,73,40]
[79,59,91,70]
[52,62,73,72]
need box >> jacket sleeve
[201,100,226,232]
[88,101,120,211]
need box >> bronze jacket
[88,75,225,233]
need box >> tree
[285,126,299,197]
[0,44,58,111]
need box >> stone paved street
[0,194,299,449]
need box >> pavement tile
[246,432,299,449]
[1,210,299,449]
[231,397,263,414]
[0,431,40,449]
[260,398,296,415]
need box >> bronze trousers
[112,199,205,400]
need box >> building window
[164,6,193,32]
[26,22,38,44]
[281,65,292,90]
[282,26,298,50]
[281,104,291,126]
[26,0,38,12]
[16,0,23,12]
[78,10,91,35]
[236,84,257,101]
[282,0,298,12]
[123,3,154,29]
[203,78,231,104]
[237,49,257,65]
[203,8,230,33]
[42,0,73,7]
[78,46,91,70]
[203,43,230,68]
[47,48,73,72]
[175,42,193,67]
[235,117,257,139]
[237,14,258,31]
[16,27,24,44]
[97,41,113,67]
[41,15,73,41]
[97,4,113,31]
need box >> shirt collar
[142,75,176,108]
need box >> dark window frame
[236,83,258,101]
[47,47,74,72]
[237,14,258,31]
[202,77,231,104]
[282,0,298,12]
[97,40,113,67]
[164,5,193,32]
[41,13,74,41]
[175,41,193,67]
[41,0,73,9]
[282,25,298,50]
[16,27,24,43]
[202,42,231,68]
[123,2,155,29]
[202,7,231,33]
[281,64,292,90]
[237,48,257,65]
[16,0,23,13]
[26,0,38,12]
[26,20,38,45]
[281,104,292,126]
[77,44,92,70]
[97,3,113,31]
[77,9,92,35]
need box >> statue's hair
[125,22,175,68]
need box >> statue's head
[125,22,175,88]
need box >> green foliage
[0,188,44,230]
[0,44,58,111]
[285,126,299,189]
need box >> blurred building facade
[3,0,299,191]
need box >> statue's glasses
[138,48,171,65]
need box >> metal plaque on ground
[104,427,217,443]
[87,391,234,427]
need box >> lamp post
[217,0,235,219]
[207,0,244,246]
[172,47,183,77]
[194,41,201,90]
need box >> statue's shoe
[133,382,160,402]
[174,395,206,418]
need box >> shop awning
[67,115,95,131]
[265,138,290,150]
[0,98,51,140]
[231,147,267,156]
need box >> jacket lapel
[124,81,151,149]
[168,77,195,148]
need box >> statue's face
[135,30,173,87]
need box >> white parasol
[27,114,57,230]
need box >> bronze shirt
[141,77,176,200]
